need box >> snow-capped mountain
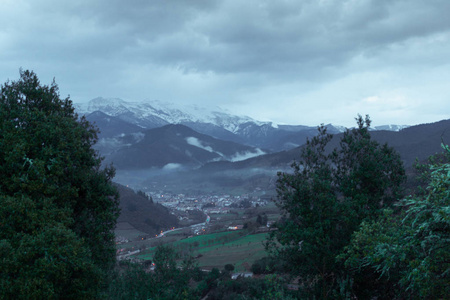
[75,97,262,133]
[76,97,336,151]
[75,97,408,152]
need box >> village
[114,188,277,251]
[147,191,272,214]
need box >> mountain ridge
[76,97,409,152]
[78,98,449,194]
[104,124,267,170]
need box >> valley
[76,98,450,274]
[115,197,280,272]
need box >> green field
[137,231,268,272]
[196,232,268,271]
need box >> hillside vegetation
[115,184,178,236]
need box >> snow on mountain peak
[76,97,260,132]
[74,97,408,142]
[373,124,410,131]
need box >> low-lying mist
[113,164,284,196]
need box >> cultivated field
[137,231,269,271]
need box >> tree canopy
[0,70,119,298]
[267,115,406,297]
[341,143,450,298]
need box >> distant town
[149,191,271,214]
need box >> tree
[143,245,201,299]
[256,213,268,226]
[266,116,406,297]
[341,143,450,299]
[224,263,235,272]
[153,244,179,279]
[335,116,405,224]
[0,70,120,298]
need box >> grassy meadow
[137,231,269,271]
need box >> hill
[370,119,450,167]
[85,111,144,139]
[115,184,178,236]
[105,124,267,169]
[217,118,450,170]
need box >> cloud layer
[1,0,450,126]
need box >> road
[156,220,209,238]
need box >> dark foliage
[267,115,406,297]
[116,184,178,235]
[251,257,286,275]
[0,70,119,298]
[341,144,450,299]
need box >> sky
[1,0,450,127]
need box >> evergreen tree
[341,144,450,299]
[0,70,119,298]
[266,115,406,297]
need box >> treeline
[109,245,296,299]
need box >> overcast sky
[1,0,450,126]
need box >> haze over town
[2,0,450,127]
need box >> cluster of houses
[148,192,270,213]
[115,236,130,244]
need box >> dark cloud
[1,0,449,126]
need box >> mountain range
[78,97,408,152]
[73,97,450,194]
[132,118,450,195]
[204,119,450,171]
[104,124,266,170]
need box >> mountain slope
[106,124,267,169]
[115,184,178,235]
[85,111,143,139]
[199,119,450,173]
[370,119,450,167]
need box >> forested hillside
[115,184,178,235]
